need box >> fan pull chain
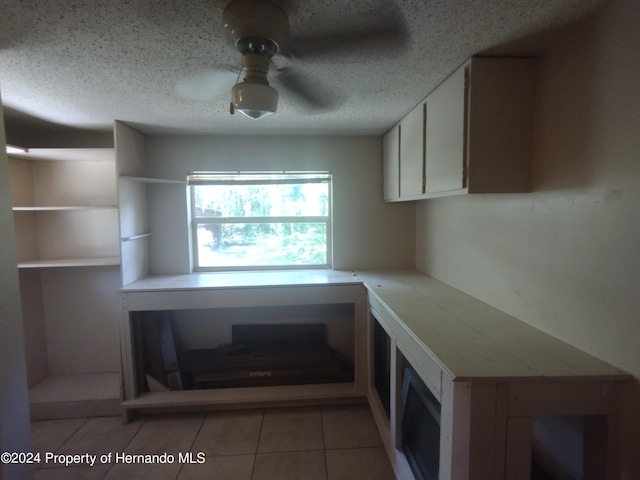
[229,66,245,115]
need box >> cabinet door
[382,124,400,201]
[425,66,467,194]
[400,102,425,197]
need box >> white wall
[0,96,32,480]
[415,0,639,476]
[144,135,415,274]
[39,267,122,375]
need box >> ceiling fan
[178,0,408,120]
[223,0,290,119]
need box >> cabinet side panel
[118,178,149,239]
[116,123,150,284]
[468,58,535,193]
[147,183,191,274]
[7,157,35,206]
[400,103,426,197]
[114,121,146,177]
[383,125,400,201]
[119,177,149,285]
[121,238,149,286]
[13,211,39,263]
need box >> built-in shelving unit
[8,147,120,268]
[115,121,188,286]
[7,146,122,419]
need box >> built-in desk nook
[118,270,368,417]
[356,270,630,480]
[118,269,630,479]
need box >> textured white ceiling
[0,0,609,136]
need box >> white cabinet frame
[360,270,629,480]
[118,271,369,419]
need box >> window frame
[188,171,333,272]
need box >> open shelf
[119,175,185,184]
[18,257,121,269]
[121,232,151,242]
[9,148,120,268]
[13,205,118,211]
[122,382,362,411]
[8,148,115,162]
[29,373,121,420]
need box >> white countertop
[357,269,628,381]
[120,269,361,292]
[120,268,628,382]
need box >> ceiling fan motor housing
[223,0,290,53]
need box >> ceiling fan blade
[285,2,408,60]
[175,69,238,101]
[290,23,408,60]
[273,67,342,113]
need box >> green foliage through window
[188,172,331,270]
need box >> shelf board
[8,148,114,162]
[18,257,121,268]
[13,205,118,211]
[121,232,151,242]
[29,373,121,420]
[122,382,363,410]
[119,175,185,184]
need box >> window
[188,171,332,271]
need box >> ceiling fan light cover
[232,81,278,119]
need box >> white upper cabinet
[464,57,536,194]
[383,57,536,201]
[382,102,425,201]
[425,66,467,194]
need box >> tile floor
[30,403,396,480]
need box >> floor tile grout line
[174,413,206,480]
[321,405,329,480]
[54,416,89,454]
[252,448,326,455]
[100,414,146,479]
[250,408,265,480]
[32,417,89,471]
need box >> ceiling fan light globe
[232,81,279,120]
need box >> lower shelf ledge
[18,257,121,268]
[29,373,121,420]
[122,382,365,410]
